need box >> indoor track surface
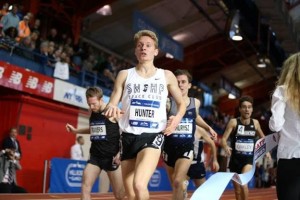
[0,187,277,200]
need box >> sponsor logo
[65,162,85,187]
[140,121,149,127]
[25,76,39,89]
[8,71,23,85]
[64,88,83,103]
[0,66,4,78]
[132,100,141,105]
[151,122,158,128]
[132,121,138,126]
[149,170,161,187]
[41,81,53,93]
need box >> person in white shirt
[269,52,300,200]
[53,51,69,80]
[104,30,186,200]
[71,136,85,160]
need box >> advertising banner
[53,79,89,109]
[49,158,99,193]
[0,61,54,99]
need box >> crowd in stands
[0,2,132,89]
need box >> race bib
[235,138,254,155]
[90,122,106,140]
[171,118,193,138]
[129,99,160,129]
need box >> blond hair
[134,30,158,49]
[277,52,300,114]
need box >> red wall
[0,87,79,192]
[0,88,22,138]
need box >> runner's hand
[104,105,124,119]
[163,115,180,136]
[66,123,76,134]
[224,146,232,157]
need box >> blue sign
[148,167,172,191]
[49,158,99,193]
[133,11,184,61]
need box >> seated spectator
[19,36,34,59]
[96,55,116,84]
[47,43,56,66]
[47,28,59,43]
[34,41,49,65]
[53,48,62,62]
[94,55,116,82]
[0,148,26,193]
[19,35,31,48]
[53,51,69,80]
[29,30,40,50]
[65,46,80,73]
[30,18,40,33]
[82,54,97,73]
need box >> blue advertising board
[49,158,99,193]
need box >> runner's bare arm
[163,70,186,136]
[104,70,127,118]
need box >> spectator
[53,51,69,80]
[47,28,59,43]
[0,148,26,193]
[0,3,9,21]
[19,35,31,49]
[53,48,62,62]
[255,163,262,188]
[17,15,30,42]
[15,4,24,21]
[269,52,300,200]
[262,165,270,188]
[2,127,22,160]
[34,41,49,65]
[1,4,19,39]
[30,18,40,33]
[70,136,85,160]
[19,36,34,59]
[47,44,55,65]
[29,30,40,50]
[83,54,97,73]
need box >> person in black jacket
[2,127,22,160]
